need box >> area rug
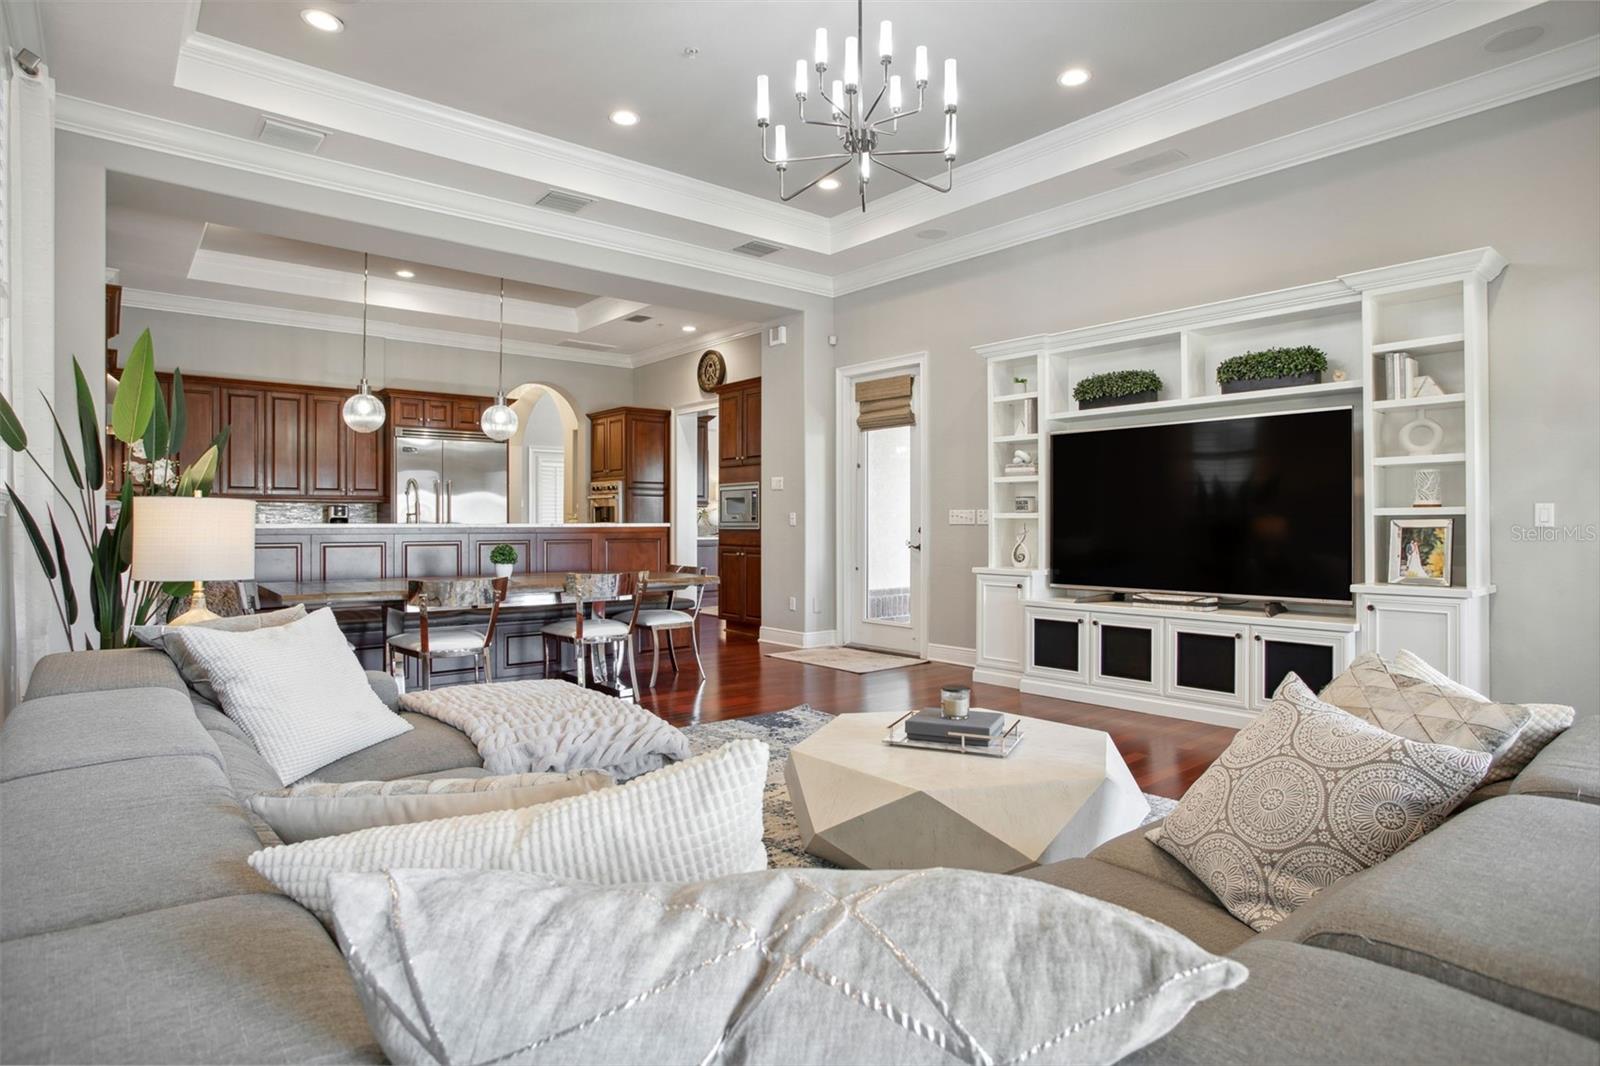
[682,706,1178,870]
[764,646,930,674]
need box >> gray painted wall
[833,83,1600,714]
[632,331,762,410]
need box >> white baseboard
[1018,676,1256,728]
[758,626,839,649]
[972,666,1024,689]
[927,643,977,667]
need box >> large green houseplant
[1,329,229,649]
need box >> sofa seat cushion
[0,688,223,783]
[306,712,482,782]
[1510,713,1598,803]
[1088,820,1218,904]
[0,894,382,1065]
[0,756,274,939]
[23,647,187,700]
[1121,939,1600,1066]
[1018,858,1254,956]
[1263,795,1600,1038]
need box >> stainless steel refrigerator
[394,431,509,524]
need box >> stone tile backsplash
[256,501,381,525]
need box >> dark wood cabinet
[308,393,346,496]
[345,419,386,499]
[452,398,486,431]
[588,410,629,480]
[386,389,492,431]
[715,378,761,481]
[219,387,266,495]
[587,407,670,522]
[264,390,309,495]
[392,394,426,427]
[717,535,761,628]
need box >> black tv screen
[1049,408,1354,603]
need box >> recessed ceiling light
[1483,25,1545,53]
[818,177,841,191]
[1057,67,1091,88]
[681,324,697,332]
[394,269,415,279]
[915,228,948,241]
[609,109,640,127]
[300,8,344,33]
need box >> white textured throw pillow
[1391,648,1575,784]
[1150,674,1489,931]
[163,608,411,785]
[134,605,307,704]
[328,867,1248,1066]
[250,739,769,921]
[247,771,614,844]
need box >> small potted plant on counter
[1073,369,1162,410]
[1216,346,1328,394]
[490,543,517,578]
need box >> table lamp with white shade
[132,493,257,626]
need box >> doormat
[765,646,930,674]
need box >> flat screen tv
[1049,408,1354,604]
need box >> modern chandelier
[341,253,386,433]
[753,0,958,211]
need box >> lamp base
[166,582,220,627]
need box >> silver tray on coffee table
[882,709,1024,758]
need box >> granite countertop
[255,522,670,530]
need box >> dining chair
[626,567,706,686]
[540,573,631,689]
[384,577,507,690]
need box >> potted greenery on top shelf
[1073,370,1162,410]
[1216,346,1328,394]
[489,543,518,578]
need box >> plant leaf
[50,511,78,627]
[6,485,57,580]
[41,395,84,490]
[142,374,169,461]
[168,368,187,461]
[111,329,157,443]
[0,390,26,451]
[73,358,104,490]
[114,481,135,570]
[176,444,220,499]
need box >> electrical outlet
[976,509,990,526]
[1535,502,1556,528]
[787,596,798,612]
[811,595,820,613]
[948,509,975,525]
[788,511,797,526]
[771,476,784,491]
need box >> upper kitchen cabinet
[716,378,761,480]
[219,386,267,496]
[589,410,627,480]
[385,389,492,431]
[587,407,670,522]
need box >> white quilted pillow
[164,608,411,785]
[250,739,769,921]
[1392,649,1575,783]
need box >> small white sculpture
[1413,468,1442,508]
[1011,527,1031,567]
[1011,449,1034,467]
[1400,412,1444,456]
[1410,374,1445,398]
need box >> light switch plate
[976,509,990,526]
[1535,502,1556,528]
[771,476,784,490]
[788,511,797,526]
[948,509,976,525]
[787,596,797,612]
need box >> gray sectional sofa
[2,648,1597,1064]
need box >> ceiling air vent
[732,239,783,258]
[623,313,653,323]
[558,339,620,351]
[536,190,596,214]
[257,116,326,154]
[1116,148,1188,176]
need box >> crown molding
[828,0,1539,251]
[836,36,1599,296]
[1339,246,1509,291]
[631,324,766,369]
[173,31,832,254]
[119,288,641,368]
[57,95,837,299]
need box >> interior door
[844,370,923,656]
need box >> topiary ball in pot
[489,543,518,578]
[1073,369,1162,410]
[1216,346,1328,394]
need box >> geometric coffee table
[784,709,1149,873]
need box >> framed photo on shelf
[1387,519,1453,586]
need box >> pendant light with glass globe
[480,278,520,442]
[341,253,387,433]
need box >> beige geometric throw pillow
[1149,674,1489,931]
[1320,653,1531,771]
[1389,648,1575,784]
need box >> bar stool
[540,573,630,689]
[384,578,507,690]
[627,568,706,686]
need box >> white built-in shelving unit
[972,248,1506,710]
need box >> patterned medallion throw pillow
[1389,649,1575,784]
[1320,653,1532,780]
[1149,674,1490,931]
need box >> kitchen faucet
[403,478,420,523]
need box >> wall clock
[697,349,727,393]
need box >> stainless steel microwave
[718,482,760,529]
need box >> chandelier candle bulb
[878,20,893,60]
[844,36,859,87]
[889,75,903,112]
[831,79,844,117]
[815,27,828,67]
[773,124,788,166]
[794,59,808,97]
[755,75,770,125]
[914,45,929,85]
[944,58,958,110]
[861,150,872,183]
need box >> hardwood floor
[633,616,1234,799]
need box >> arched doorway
[505,383,582,524]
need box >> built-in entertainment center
[974,248,1503,727]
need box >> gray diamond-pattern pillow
[1149,674,1489,931]
[328,866,1248,1065]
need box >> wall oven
[588,479,623,523]
[718,482,760,529]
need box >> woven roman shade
[855,374,916,430]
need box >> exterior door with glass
[845,369,923,655]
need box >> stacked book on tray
[904,709,1007,748]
